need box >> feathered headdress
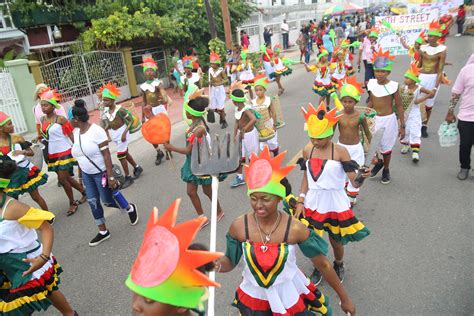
[338,76,364,102]
[415,31,426,45]
[253,73,270,90]
[100,82,121,100]
[126,199,222,309]
[209,52,221,64]
[317,46,329,59]
[39,87,61,108]
[244,146,295,199]
[404,62,421,84]
[371,48,396,71]
[427,20,445,37]
[182,56,194,69]
[142,57,158,72]
[301,102,342,139]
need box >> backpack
[117,103,142,133]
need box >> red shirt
[241,34,250,48]
[262,48,273,62]
[458,8,466,20]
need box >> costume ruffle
[5,165,48,198]
[312,80,336,97]
[47,148,77,172]
[269,67,292,79]
[180,155,226,185]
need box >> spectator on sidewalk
[281,20,289,49]
[455,5,466,37]
[240,30,250,49]
[322,29,334,61]
[263,26,273,46]
[347,23,357,54]
[335,22,345,44]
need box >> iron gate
[39,50,130,111]
[0,68,28,134]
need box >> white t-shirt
[71,124,108,175]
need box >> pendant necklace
[254,212,281,253]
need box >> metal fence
[131,47,170,88]
[0,68,28,134]
[39,50,130,111]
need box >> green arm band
[225,233,243,266]
[298,229,329,258]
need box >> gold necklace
[254,212,281,253]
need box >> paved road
[31,36,474,315]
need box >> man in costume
[418,20,447,138]
[208,52,229,129]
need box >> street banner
[407,1,462,16]
[375,11,439,56]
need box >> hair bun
[74,99,86,108]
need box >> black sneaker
[127,203,139,226]
[133,165,143,178]
[381,168,391,184]
[121,176,134,189]
[333,261,345,283]
[370,160,384,178]
[89,231,111,247]
[421,125,428,138]
[155,150,164,166]
[310,268,323,286]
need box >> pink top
[452,54,474,122]
[360,37,379,62]
[33,102,67,125]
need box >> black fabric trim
[297,157,306,170]
[341,160,360,172]
[308,158,327,182]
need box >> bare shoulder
[302,143,313,159]
[2,198,31,221]
[287,218,310,244]
[334,143,350,160]
[57,115,68,125]
[229,214,246,241]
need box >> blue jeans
[82,172,119,225]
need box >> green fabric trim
[327,226,370,245]
[225,233,243,267]
[298,229,329,258]
[230,94,246,103]
[317,51,328,59]
[0,178,11,188]
[185,103,205,117]
[340,85,361,102]
[0,117,11,126]
[369,32,379,38]
[427,30,442,37]
[254,79,268,90]
[248,182,285,199]
[102,88,117,100]
[373,66,393,71]
[210,60,221,64]
[143,66,157,73]
[404,72,421,83]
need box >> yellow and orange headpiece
[302,102,342,139]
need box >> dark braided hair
[72,99,89,122]
[188,96,210,132]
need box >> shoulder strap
[331,142,335,160]
[78,131,104,174]
[309,145,316,159]
[283,215,292,243]
[244,214,249,241]
[1,197,15,219]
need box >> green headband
[185,103,205,117]
[0,117,11,127]
[310,127,334,139]
[254,79,268,90]
[340,85,361,102]
[230,94,246,103]
[318,51,328,59]
[427,30,442,37]
[369,32,379,38]
[404,72,421,83]
[0,178,11,188]
[415,37,424,44]
[102,88,117,100]
[248,181,286,199]
[143,66,157,73]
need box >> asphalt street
[29,36,474,315]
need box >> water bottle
[112,190,130,213]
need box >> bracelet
[400,124,406,128]
[214,260,222,273]
[39,254,50,261]
[299,193,306,199]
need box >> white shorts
[242,127,260,159]
[338,142,364,166]
[109,124,129,156]
[402,106,422,146]
[419,73,439,108]
[151,104,167,116]
[375,113,398,155]
[263,61,275,81]
[260,131,279,151]
[209,85,226,111]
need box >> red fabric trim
[61,121,74,136]
[48,148,72,159]
[410,144,420,148]
[304,208,354,221]
[381,150,392,156]
[11,258,57,293]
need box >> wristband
[40,254,50,261]
[299,193,306,199]
[400,124,406,128]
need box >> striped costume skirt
[47,148,76,172]
[5,161,48,198]
[269,66,292,79]
[312,80,335,97]
[0,245,63,315]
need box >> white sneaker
[455,34,462,37]
[400,144,410,154]
[412,152,420,163]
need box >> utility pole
[220,0,233,49]
[204,0,218,38]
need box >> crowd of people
[1,7,473,316]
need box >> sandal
[66,201,80,216]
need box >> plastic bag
[438,122,459,147]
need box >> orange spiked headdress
[39,87,61,108]
[253,73,270,89]
[244,146,295,199]
[209,51,221,64]
[428,20,445,37]
[371,48,395,71]
[142,57,158,72]
[182,55,194,69]
[368,27,379,38]
[126,199,223,309]
[100,82,121,100]
[404,62,421,83]
[302,102,342,139]
[339,76,364,102]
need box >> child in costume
[251,74,280,156]
[330,47,348,88]
[340,39,357,76]
[269,44,293,95]
[399,31,426,64]
[238,48,255,100]
[171,49,185,96]
[0,156,77,316]
[230,83,258,188]
[181,56,202,89]
[294,103,371,284]
[39,88,86,216]
[126,199,222,316]
[101,83,143,189]
[208,52,229,129]
[228,44,242,83]
[0,112,48,210]
[399,63,436,163]
[367,48,405,184]
[305,46,335,107]
[335,77,372,205]
[358,28,380,89]
[260,43,275,81]
[140,57,171,166]
[216,147,356,316]
[164,91,225,228]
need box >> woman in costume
[140,57,171,166]
[239,48,255,100]
[269,44,293,95]
[164,91,225,228]
[305,47,335,107]
[0,156,77,316]
[126,199,222,316]
[39,88,86,216]
[216,147,356,316]
[0,112,48,210]
[294,103,371,284]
